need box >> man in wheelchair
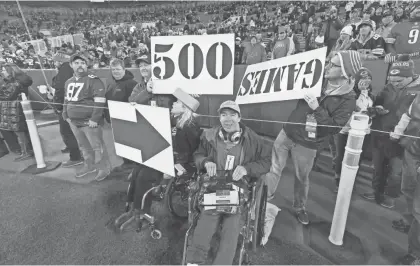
[185,101,271,265]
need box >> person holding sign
[128,54,175,108]
[263,51,362,227]
[186,101,271,265]
[115,89,201,230]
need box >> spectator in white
[241,35,266,65]
[346,1,355,20]
[349,20,386,59]
[263,51,361,226]
[327,25,354,60]
[376,8,398,54]
[62,53,110,180]
[385,3,420,63]
[271,26,294,60]
[389,58,420,265]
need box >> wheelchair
[181,171,268,265]
[114,163,197,239]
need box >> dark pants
[127,164,162,212]
[59,114,81,161]
[0,129,33,153]
[372,146,402,201]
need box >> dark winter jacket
[0,73,33,131]
[104,70,137,122]
[52,62,74,112]
[284,83,357,150]
[393,76,420,156]
[370,76,419,158]
[173,116,202,166]
[194,123,271,178]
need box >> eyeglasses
[328,61,341,68]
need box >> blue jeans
[401,150,420,258]
[265,129,317,211]
[69,123,110,171]
[186,212,242,265]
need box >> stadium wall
[26,59,420,138]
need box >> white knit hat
[340,25,353,36]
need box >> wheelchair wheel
[252,183,268,252]
[165,176,189,219]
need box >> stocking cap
[336,51,363,79]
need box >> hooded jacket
[194,123,271,178]
[52,62,74,112]
[284,80,357,150]
[104,70,137,122]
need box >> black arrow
[111,109,170,162]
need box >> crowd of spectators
[1,0,417,70]
[1,1,420,264]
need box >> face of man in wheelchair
[219,109,241,133]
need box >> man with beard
[263,51,361,226]
[62,53,109,180]
[51,49,82,168]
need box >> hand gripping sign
[151,34,235,95]
[236,47,327,105]
[108,100,175,177]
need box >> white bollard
[20,93,46,168]
[20,94,61,174]
[329,113,370,246]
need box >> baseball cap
[358,20,374,29]
[235,37,241,41]
[218,101,241,115]
[135,53,150,65]
[70,53,88,63]
[389,55,415,78]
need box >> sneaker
[379,196,395,209]
[62,159,83,168]
[75,165,97,178]
[361,192,375,200]
[397,254,420,265]
[14,153,34,162]
[296,210,309,225]
[392,219,411,234]
[95,169,111,181]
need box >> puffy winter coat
[0,73,33,131]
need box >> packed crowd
[3,0,419,69]
[0,0,420,265]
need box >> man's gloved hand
[233,165,247,181]
[384,53,397,64]
[390,132,401,141]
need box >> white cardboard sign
[151,34,235,95]
[236,47,327,104]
